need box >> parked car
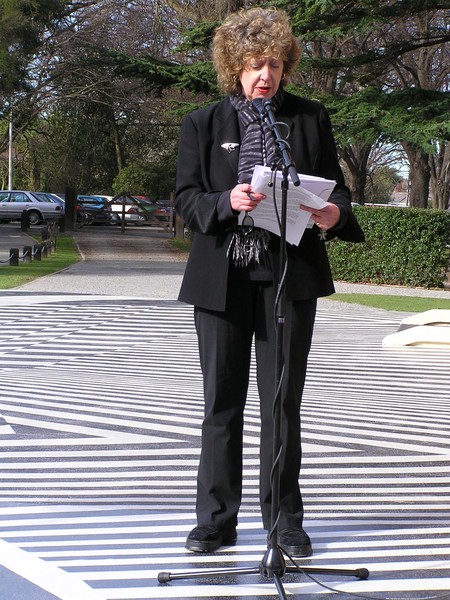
[77,195,105,205]
[106,196,143,224]
[154,198,175,226]
[130,196,170,225]
[36,192,65,213]
[0,190,62,225]
[102,196,167,226]
[76,196,113,225]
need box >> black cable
[284,545,446,599]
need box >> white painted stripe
[0,539,105,599]
[0,297,449,599]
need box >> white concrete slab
[383,324,450,347]
[399,309,450,329]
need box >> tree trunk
[402,142,430,208]
[428,142,450,210]
[110,116,124,173]
[339,142,372,204]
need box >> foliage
[290,85,383,147]
[327,206,450,288]
[0,0,67,94]
[279,0,450,68]
[31,99,119,193]
[103,49,219,97]
[175,21,218,52]
[302,86,450,152]
[112,160,176,200]
[112,164,151,197]
[282,0,450,29]
[378,89,450,153]
[365,166,402,203]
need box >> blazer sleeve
[175,109,238,236]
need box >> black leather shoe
[185,524,237,553]
[278,528,313,557]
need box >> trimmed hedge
[327,206,450,289]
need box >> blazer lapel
[215,101,240,178]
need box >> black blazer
[175,92,364,311]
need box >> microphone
[252,98,300,187]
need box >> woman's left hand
[300,202,340,231]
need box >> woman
[175,7,364,557]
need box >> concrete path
[1,223,449,300]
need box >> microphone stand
[157,99,369,598]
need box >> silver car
[0,190,63,225]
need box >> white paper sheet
[239,165,336,245]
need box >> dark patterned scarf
[227,89,284,267]
[229,88,284,183]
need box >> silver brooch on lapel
[221,142,239,153]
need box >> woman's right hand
[230,183,266,212]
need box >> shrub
[327,206,450,288]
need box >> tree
[282,1,450,207]
[0,0,68,94]
[29,99,118,193]
[112,160,176,199]
[365,165,403,204]
[385,11,450,209]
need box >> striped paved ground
[0,295,449,600]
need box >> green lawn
[0,235,80,289]
[330,292,450,312]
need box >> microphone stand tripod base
[157,544,370,596]
[260,546,286,578]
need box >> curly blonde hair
[212,7,301,95]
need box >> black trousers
[194,278,317,531]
